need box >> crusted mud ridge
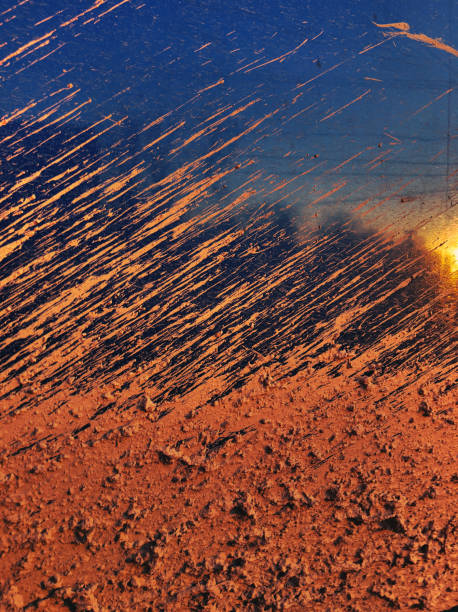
[0,357,456,611]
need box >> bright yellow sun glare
[452,247,458,273]
[437,241,458,277]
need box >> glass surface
[0,0,456,402]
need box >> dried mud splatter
[0,2,457,611]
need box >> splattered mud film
[0,1,456,611]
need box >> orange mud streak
[409,87,454,118]
[198,78,225,93]
[374,21,458,57]
[0,30,55,66]
[0,15,455,490]
[15,42,65,75]
[308,182,347,206]
[59,0,105,27]
[244,37,309,73]
[295,60,346,89]
[96,0,132,19]
[328,148,371,173]
[360,180,415,217]
[34,9,64,26]
[320,89,371,122]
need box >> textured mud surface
[0,2,457,610]
[0,350,456,611]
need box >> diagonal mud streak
[0,8,457,611]
[0,163,454,411]
[0,136,455,409]
[0,3,456,421]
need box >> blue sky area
[1,0,456,244]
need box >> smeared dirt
[0,349,456,611]
[0,3,457,610]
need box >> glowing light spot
[451,247,458,273]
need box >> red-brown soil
[0,354,456,611]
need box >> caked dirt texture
[0,3,457,611]
[0,351,456,611]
